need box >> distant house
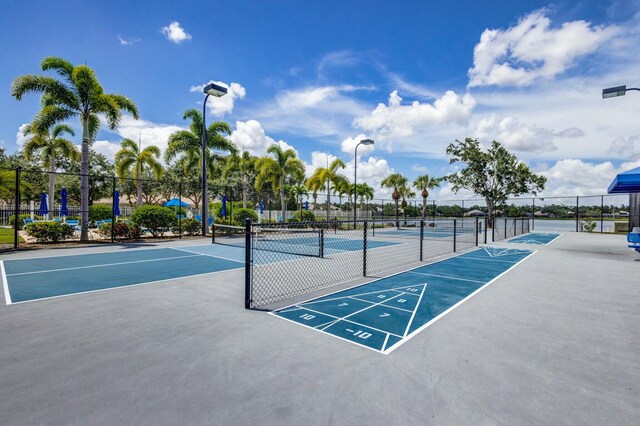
[464,209,486,217]
[534,210,551,217]
[618,211,629,217]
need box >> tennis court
[507,232,561,245]
[273,246,534,353]
[1,244,244,304]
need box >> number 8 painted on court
[300,314,315,321]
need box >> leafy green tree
[399,185,416,223]
[288,184,308,218]
[355,183,374,210]
[304,173,325,212]
[59,149,115,206]
[307,158,347,220]
[22,123,80,218]
[255,145,305,222]
[445,138,546,224]
[413,174,441,219]
[222,150,256,208]
[115,138,163,206]
[12,57,139,240]
[381,173,408,225]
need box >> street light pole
[201,82,228,236]
[354,139,374,226]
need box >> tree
[115,138,163,206]
[355,183,374,210]
[12,57,139,240]
[288,184,308,218]
[255,145,305,222]
[413,174,441,219]
[334,176,351,212]
[399,185,416,224]
[307,158,347,221]
[58,149,115,206]
[222,150,256,208]
[445,138,546,225]
[381,173,408,226]
[304,173,325,212]
[22,123,79,218]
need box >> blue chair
[65,220,81,235]
[23,218,35,227]
[208,217,214,227]
[628,227,640,254]
[195,214,202,222]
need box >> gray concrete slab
[0,233,638,425]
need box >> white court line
[403,284,428,337]
[407,271,485,284]
[170,247,244,264]
[1,261,11,305]
[5,254,204,277]
[300,284,420,305]
[7,267,242,305]
[382,250,537,354]
[348,296,414,313]
[458,256,517,264]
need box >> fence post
[453,219,457,252]
[362,221,367,276]
[420,219,424,261]
[532,198,535,231]
[504,218,508,239]
[14,167,21,249]
[600,195,604,234]
[576,196,579,232]
[211,223,216,244]
[475,217,479,246]
[111,176,116,243]
[484,217,488,244]
[320,228,325,259]
[492,216,495,243]
[244,218,252,309]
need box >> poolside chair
[65,220,81,235]
[195,214,202,222]
[23,218,35,227]
[208,216,214,227]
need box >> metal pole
[600,195,604,233]
[453,219,457,252]
[244,218,252,309]
[111,177,116,243]
[354,144,358,227]
[362,220,367,276]
[492,217,495,242]
[14,167,21,249]
[201,93,211,236]
[576,196,579,232]
[532,198,535,231]
[475,216,479,246]
[484,216,488,244]
[419,219,424,261]
[320,228,325,258]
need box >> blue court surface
[374,227,478,239]
[273,247,534,354]
[1,245,244,304]
[506,233,561,245]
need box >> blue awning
[608,166,640,193]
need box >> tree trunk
[486,198,495,229]
[242,174,247,209]
[395,199,399,229]
[136,163,142,207]
[280,176,286,222]
[80,117,90,241]
[422,196,427,219]
[48,160,55,220]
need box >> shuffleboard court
[273,246,534,354]
[506,232,561,245]
[1,245,244,304]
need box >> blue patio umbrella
[59,187,69,216]
[304,200,309,210]
[221,195,227,217]
[113,189,120,216]
[163,198,190,207]
[38,192,48,216]
[259,199,264,214]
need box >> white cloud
[608,135,640,159]
[412,165,429,173]
[229,120,295,157]
[340,134,375,156]
[474,114,557,153]
[468,9,618,87]
[556,127,585,138]
[353,90,476,150]
[344,156,395,199]
[305,151,341,178]
[113,115,184,162]
[161,21,192,44]
[191,81,246,116]
[118,36,139,46]
[93,140,121,160]
[16,124,29,148]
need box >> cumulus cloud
[474,114,557,153]
[608,135,640,159]
[16,124,30,147]
[118,36,139,46]
[92,140,122,160]
[340,134,375,156]
[161,21,192,44]
[556,127,585,138]
[229,120,295,157]
[191,81,246,116]
[276,85,371,112]
[353,90,475,147]
[113,115,184,162]
[412,164,429,173]
[539,159,624,196]
[468,9,618,87]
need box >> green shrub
[231,208,258,225]
[9,214,42,229]
[24,222,75,243]
[131,205,176,237]
[172,218,201,236]
[581,221,597,233]
[98,222,142,239]
[89,205,112,222]
[292,210,316,222]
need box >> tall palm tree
[333,176,351,214]
[399,185,416,224]
[115,138,163,206]
[381,173,408,227]
[288,184,308,219]
[23,123,79,219]
[413,174,442,219]
[222,150,256,208]
[12,57,139,240]
[165,109,236,207]
[307,158,347,221]
[255,145,305,222]
[355,183,374,211]
[304,173,326,214]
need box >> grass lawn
[0,227,22,244]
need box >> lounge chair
[23,218,35,227]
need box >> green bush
[581,221,597,233]
[89,205,112,222]
[231,208,258,225]
[9,214,42,229]
[131,205,176,237]
[172,218,201,236]
[97,222,142,239]
[24,222,75,243]
[292,210,316,222]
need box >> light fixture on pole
[354,139,374,225]
[602,85,640,99]
[201,82,228,236]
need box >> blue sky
[2,0,640,199]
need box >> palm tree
[222,150,256,208]
[288,184,308,219]
[381,173,408,227]
[23,123,79,219]
[413,174,441,219]
[333,176,351,215]
[304,173,326,215]
[12,57,139,240]
[355,183,375,215]
[307,158,347,221]
[399,185,416,224]
[115,138,163,206]
[165,109,236,207]
[255,145,305,222]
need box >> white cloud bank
[229,120,295,157]
[474,114,557,153]
[161,21,192,44]
[468,9,618,87]
[191,81,246,116]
